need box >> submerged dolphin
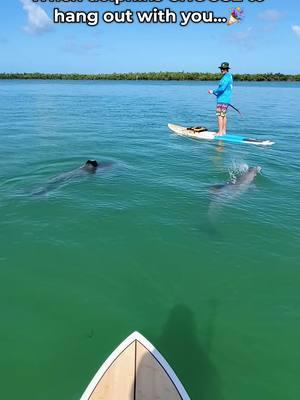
[31,159,108,196]
[209,166,262,213]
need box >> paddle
[213,93,243,117]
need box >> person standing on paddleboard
[208,62,233,136]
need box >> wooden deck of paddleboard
[80,332,190,400]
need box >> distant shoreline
[1,72,300,82]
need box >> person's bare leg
[217,116,227,136]
[216,116,223,135]
[223,115,227,135]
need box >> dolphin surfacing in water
[208,166,262,214]
[31,159,107,196]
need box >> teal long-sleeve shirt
[213,73,233,104]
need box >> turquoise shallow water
[0,80,300,399]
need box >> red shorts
[216,103,229,117]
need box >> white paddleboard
[168,124,275,146]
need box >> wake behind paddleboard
[168,124,275,146]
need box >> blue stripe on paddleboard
[213,134,250,144]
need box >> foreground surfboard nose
[80,331,190,400]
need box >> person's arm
[213,75,229,96]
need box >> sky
[0,0,299,74]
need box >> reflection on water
[213,142,225,165]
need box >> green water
[0,80,299,399]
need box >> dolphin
[31,159,108,196]
[208,166,262,214]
